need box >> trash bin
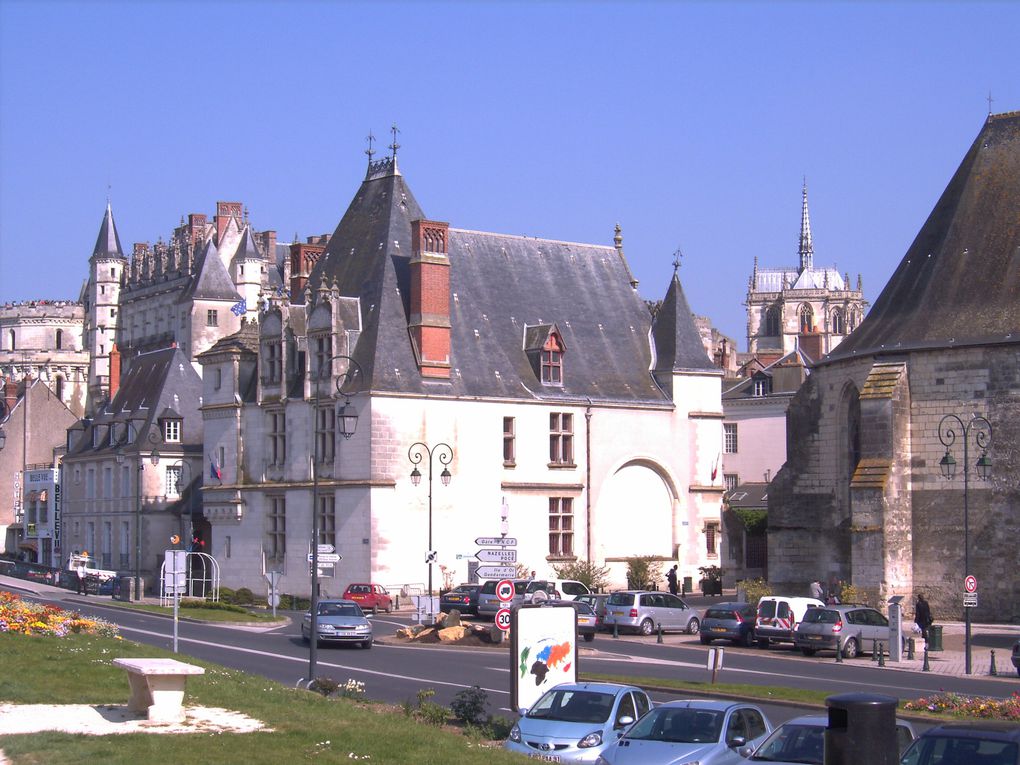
[682,576,693,595]
[824,692,899,765]
[927,624,943,652]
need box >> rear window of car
[705,608,738,620]
[758,600,776,618]
[801,609,839,624]
[608,593,634,606]
[480,581,498,594]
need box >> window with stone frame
[166,465,183,498]
[704,521,720,557]
[831,308,845,335]
[206,309,218,327]
[765,306,781,336]
[752,376,771,397]
[503,416,516,466]
[313,335,331,379]
[723,473,739,493]
[268,410,287,466]
[549,497,574,557]
[724,423,738,454]
[549,412,574,465]
[541,332,564,385]
[263,340,282,384]
[799,304,814,333]
[317,494,336,549]
[119,521,130,568]
[266,496,286,562]
[315,403,336,464]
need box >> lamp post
[308,354,362,683]
[0,374,10,452]
[134,430,161,600]
[408,441,453,621]
[938,413,992,676]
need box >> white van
[755,595,824,647]
[522,579,590,602]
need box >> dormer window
[263,340,282,384]
[752,376,772,397]
[524,324,566,386]
[163,419,181,443]
[541,334,564,385]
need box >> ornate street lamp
[938,413,992,676]
[308,354,362,682]
[0,374,10,452]
[408,441,453,621]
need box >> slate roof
[827,112,1020,362]
[652,271,716,377]
[305,157,683,404]
[180,240,241,304]
[726,482,768,510]
[91,202,126,260]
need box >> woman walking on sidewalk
[915,593,933,642]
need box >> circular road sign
[496,579,515,602]
[495,608,512,631]
[964,575,977,593]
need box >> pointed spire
[92,202,126,260]
[798,179,814,272]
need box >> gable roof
[827,112,1020,362]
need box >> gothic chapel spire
[798,179,813,272]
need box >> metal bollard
[922,648,930,672]
[613,621,619,639]
[872,640,879,662]
[990,650,998,676]
[907,637,915,660]
[657,623,663,644]
[877,642,885,667]
[836,643,843,663]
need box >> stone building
[745,182,868,363]
[197,151,726,597]
[767,112,1020,621]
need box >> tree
[551,560,611,592]
[625,556,663,590]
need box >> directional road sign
[318,544,335,554]
[475,537,517,547]
[307,552,342,563]
[496,580,515,602]
[476,565,517,580]
[476,548,517,563]
[495,608,512,631]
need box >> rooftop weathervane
[389,123,400,160]
[672,247,684,275]
[365,130,376,161]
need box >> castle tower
[85,202,127,412]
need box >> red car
[342,583,393,613]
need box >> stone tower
[84,202,127,412]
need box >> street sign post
[476,548,517,563]
[475,537,517,547]
[496,608,512,631]
[307,552,342,564]
[476,565,517,579]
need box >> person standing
[76,565,88,596]
[915,593,933,642]
[810,579,824,601]
[667,565,679,596]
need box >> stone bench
[112,658,205,723]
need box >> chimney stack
[409,219,452,379]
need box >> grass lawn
[0,633,524,765]
[119,600,287,624]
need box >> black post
[990,650,997,676]
[922,648,930,672]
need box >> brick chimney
[109,344,121,399]
[188,213,207,247]
[798,331,824,362]
[289,242,325,298]
[259,230,277,263]
[409,219,452,378]
[215,202,243,244]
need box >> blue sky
[1,1,1017,344]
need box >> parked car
[1012,639,1020,677]
[477,578,532,617]
[899,721,1020,765]
[576,593,611,631]
[740,714,916,764]
[701,602,758,647]
[603,591,701,636]
[539,599,599,642]
[505,681,651,763]
[754,595,824,647]
[595,699,772,765]
[523,579,592,602]
[341,583,393,613]
[300,599,373,648]
[440,584,481,615]
[793,604,893,659]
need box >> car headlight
[578,729,604,748]
[508,723,521,743]
[357,624,371,632]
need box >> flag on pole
[230,299,247,316]
[210,459,222,480]
[711,453,720,482]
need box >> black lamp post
[308,354,362,683]
[938,413,992,676]
[408,441,453,620]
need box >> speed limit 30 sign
[496,579,515,602]
[495,608,512,631]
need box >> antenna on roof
[389,123,400,160]
[365,130,376,162]
[672,247,684,275]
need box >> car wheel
[301,627,309,644]
[362,639,373,649]
[583,633,595,643]
[686,618,700,635]
[701,636,712,645]
[740,631,755,648]
[640,618,655,636]
[801,647,817,656]
[757,638,770,648]
[842,637,859,659]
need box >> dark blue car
[700,602,757,647]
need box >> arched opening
[831,309,845,335]
[55,376,64,402]
[799,305,814,334]
[764,306,781,337]
[55,329,63,350]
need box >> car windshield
[607,593,634,606]
[526,690,615,724]
[751,723,824,763]
[801,609,839,624]
[318,603,362,617]
[625,708,722,744]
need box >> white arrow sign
[475,537,517,547]
[318,544,335,554]
[307,553,342,563]
[476,565,517,579]
[476,549,517,562]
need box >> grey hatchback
[603,591,701,636]
[793,604,892,658]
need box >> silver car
[300,599,373,649]
[595,699,772,765]
[603,591,701,636]
[739,714,915,764]
[793,605,893,659]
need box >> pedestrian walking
[76,566,88,596]
[915,593,933,642]
[666,565,679,596]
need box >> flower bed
[903,690,1020,721]
[0,591,120,638]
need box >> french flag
[210,460,222,480]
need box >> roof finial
[365,130,376,162]
[389,123,400,160]
[799,178,814,272]
[672,247,684,276]
[987,90,994,116]
[106,179,111,205]
[613,222,623,251]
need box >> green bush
[178,598,251,614]
[451,685,489,725]
[738,577,772,605]
[625,556,663,590]
[552,560,611,592]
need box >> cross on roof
[672,247,684,275]
[365,130,376,160]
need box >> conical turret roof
[91,202,126,260]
